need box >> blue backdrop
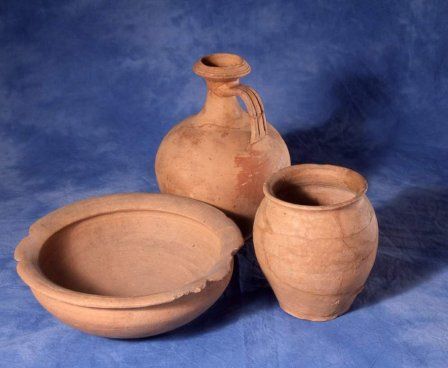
[1,1,447,367]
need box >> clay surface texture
[253,164,378,321]
[15,193,243,338]
[156,53,290,237]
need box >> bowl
[14,193,243,338]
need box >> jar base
[267,279,364,322]
[278,301,352,322]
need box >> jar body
[156,112,290,237]
[253,165,378,320]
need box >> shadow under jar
[253,164,378,321]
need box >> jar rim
[263,164,368,211]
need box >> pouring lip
[193,53,251,80]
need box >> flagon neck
[193,53,252,124]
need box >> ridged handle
[217,83,267,144]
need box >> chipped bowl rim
[14,193,243,309]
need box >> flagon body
[156,53,290,237]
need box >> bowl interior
[39,210,221,297]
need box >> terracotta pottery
[155,53,290,237]
[253,164,378,321]
[15,193,243,338]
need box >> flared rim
[193,53,251,80]
[14,193,243,309]
[263,164,368,211]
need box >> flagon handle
[217,83,267,144]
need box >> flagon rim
[193,53,251,80]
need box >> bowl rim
[14,193,243,309]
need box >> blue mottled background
[1,0,447,367]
